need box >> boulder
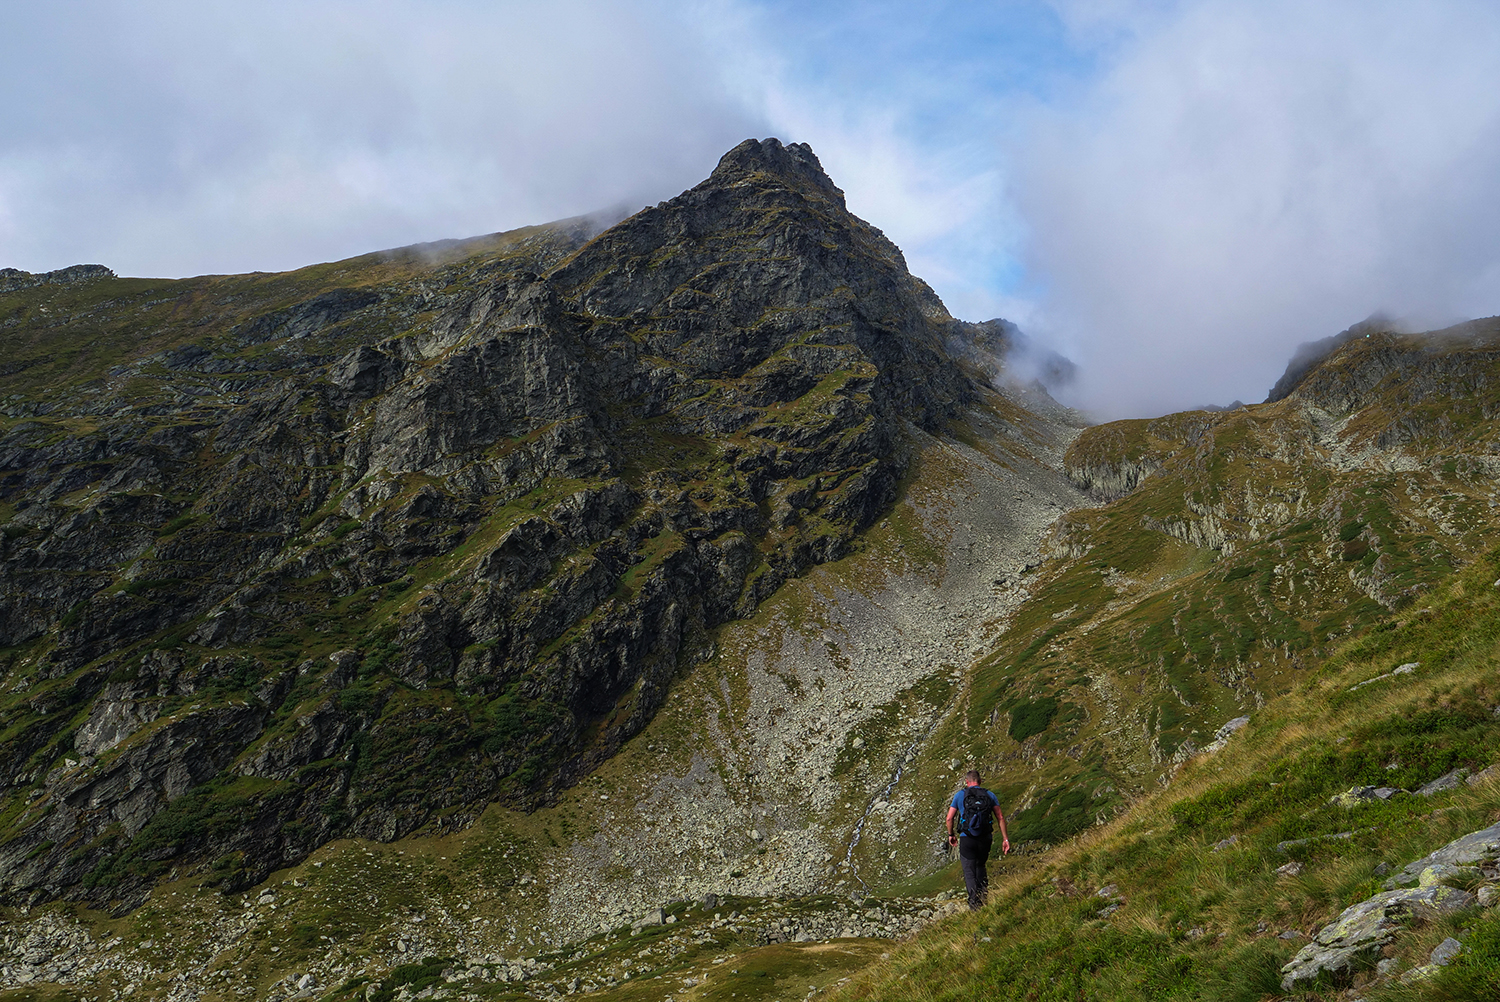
[1430,937,1464,966]
[1329,786,1403,808]
[1281,884,1474,991]
[1384,821,1500,889]
[633,907,665,930]
[1415,768,1469,796]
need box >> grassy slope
[831,545,1500,1002]
[923,343,1500,858]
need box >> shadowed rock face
[0,138,994,910]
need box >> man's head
[964,770,981,787]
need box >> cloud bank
[0,1,762,278]
[1017,0,1500,416]
[5,1,1500,420]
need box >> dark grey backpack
[960,787,993,837]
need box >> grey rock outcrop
[1279,883,1474,990]
[1281,819,1500,990]
[1383,820,1500,888]
[0,264,114,294]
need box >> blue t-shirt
[951,786,999,837]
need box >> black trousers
[958,833,993,910]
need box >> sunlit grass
[830,547,1500,1001]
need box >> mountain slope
[894,319,1500,860]
[830,541,1500,1002]
[0,138,1044,913]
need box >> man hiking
[946,769,1010,910]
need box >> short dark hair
[965,769,981,785]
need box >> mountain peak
[709,137,846,207]
[1265,313,1394,402]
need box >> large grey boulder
[1415,768,1469,796]
[1280,884,1474,991]
[1384,820,1500,888]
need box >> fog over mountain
[0,1,764,278]
[1015,0,1500,417]
[4,0,1500,418]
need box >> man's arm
[945,806,959,846]
[994,805,1010,855]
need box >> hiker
[946,769,1010,910]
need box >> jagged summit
[708,137,847,206]
[1266,313,1500,406]
[1262,315,1500,430]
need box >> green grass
[828,545,1500,1001]
[1007,697,1059,742]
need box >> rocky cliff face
[0,139,998,911]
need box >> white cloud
[703,2,1026,322]
[8,0,1499,425]
[0,0,763,277]
[1017,0,1500,417]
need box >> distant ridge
[0,263,114,294]
[1265,314,1391,402]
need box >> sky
[4,1,1500,418]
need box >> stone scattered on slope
[1466,763,1500,786]
[1430,937,1464,965]
[1202,716,1251,754]
[0,891,963,996]
[1415,768,1470,796]
[633,908,666,930]
[1276,829,1372,852]
[1329,786,1402,807]
[1349,663,1418,691]
[1401,936,1465,984]
[1322,769,1471,813]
